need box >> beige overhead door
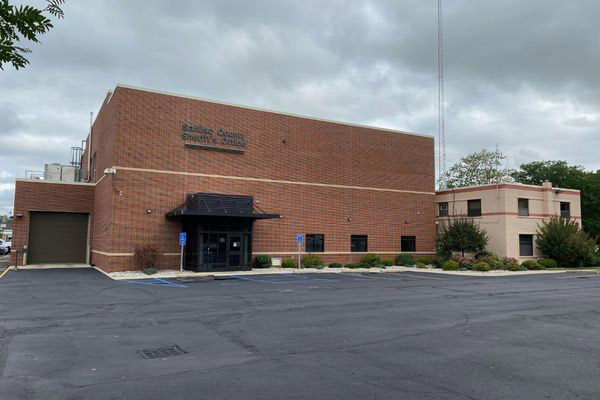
[27,212,89,264]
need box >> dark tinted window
[518,198,529,216]
[560,202,570,218]
[438,202,448,217]
[351,235,368,252]
[306,234,324,252]
[468,199,482,217]
[401,236,416,252]
[519,234,533,257]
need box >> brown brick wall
[11,180,95,266]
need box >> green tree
[512,161,600,241]
[437,218,489,257]
[440,148,513,189]
[0,0,65,70]
[536,217,596,268]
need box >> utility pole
[437,0,447,188]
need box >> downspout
[87,111,93,182]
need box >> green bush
[328,262,343,268]
[501,257,520,271]
[360,253,382,268]
[301,254,323,268]
[473,261,491,272]
[254,255,272,268]
[281,258,296,268]
[538,258,558,269]
[416,256,431,265]
[381,258,393,266]
[442,260,460,271]
[344,263,358,269]
[536,217,597,268]
[437,218,489,257]
[521,260,543,270]
[142,267,157,275]
[477,255,502,270]
[395,254,415,266]
[431,255,444,268]
[416,262,427,269]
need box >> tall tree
[511,161,600,242]
[0,0,65,70]
[440,148,513,189]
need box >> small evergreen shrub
[437,218,489,256]
[301,254,323,268]
[360,253,382,268]
[344,263,358,269]
[329,262,343,268]
[442,260,460,271]
[431,255,444,268]
[381,258,393,267]
[416,256,431,265]
[396,254,415,266]
[281,258,296,268]
[538,258,558,269]
[134,244,160,270]
[452,255,474,269]
[416,262,427,269]
[536,217,597,268]
[142,267,157,275]
[473,261,491,272]
[521,260,543,270]
[254,255,272,268]
[502,257,520,271]
[478,255,502,270]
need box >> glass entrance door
[198,232,248,270]
[229,235,242,267]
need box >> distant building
[1,220,12,241]
[435,182,581,260]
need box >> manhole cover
[137,345,187,360]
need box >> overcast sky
[1,0,599,214]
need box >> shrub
[134,244,160,269]
[395,254,415,266]
[501,257,520,271]
[475,250,495,259]
[521,260,543,270]
[473,261,491,272]
[478,255,502,270]
[281,258,296,268]
[254,255,272,268]
[344,263,358,269]
[442,260,460,270]
[381,258,393,267]
[538,258,558,269]
[142,267,157,275]
[431,255,445,268]
[437,218,489,257]
[301,254,323,268]
[536,217,597,268]
[360,253,382,268]
[416,262,427,269]
[329,262,343,268]
[452,255,474,269]
[416,256,431,265]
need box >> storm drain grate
[137,345,187,360]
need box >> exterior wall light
[347,217,352,221]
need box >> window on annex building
[305,234,324,253]
[400,236,416,252]
[438,202,448,217]
[560,202,570,219]
[467,199,482,217]
[518,198,529,216]
[519,234,534,257]
[351,235,368,252]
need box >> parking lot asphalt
[1,269,600,399]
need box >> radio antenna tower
[437,0,447,188]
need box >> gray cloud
[0,0,598,214]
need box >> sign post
[179,232,187,272]
[296,234,303,269]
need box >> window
[438,202,448,217]
[351,235,368,252]
[305,234,324,252]
[401,236,416,252]
[519,234,534,257]
[518,198,529,216]
[467,199,482,217]
[560,202,570,218]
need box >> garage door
[28,212,89,264]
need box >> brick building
[12,85,436,272]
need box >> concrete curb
[104,265,587,280]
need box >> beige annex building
[435,182,582,260]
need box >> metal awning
[165,193,280,219]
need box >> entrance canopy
[166,193,280,220]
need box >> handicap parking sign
[179,232,187,246]
[297,234,302,244]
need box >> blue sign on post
[297,234,302,244]
[179,232,187,246]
